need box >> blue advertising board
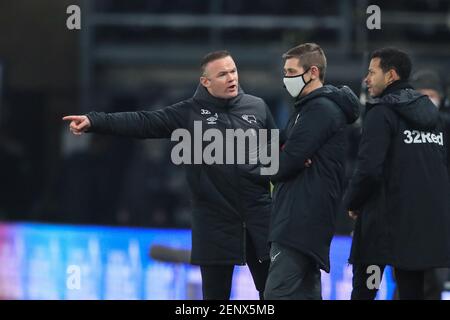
[0,223,395,299]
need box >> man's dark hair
[200,50,231,75]
[371,48,412,81]
[282,43,327,82]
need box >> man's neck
[380,79,410,97]
[301,81,323,97]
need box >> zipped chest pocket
[286,111,302,135]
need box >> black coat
[344,81,450,270]
[86,85,278,265]
[269,85,360,272]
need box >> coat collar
[193,84,244,109]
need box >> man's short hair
[282,43,327,82]
[370,48,412,81]
[200,50,231,75]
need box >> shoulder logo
[201,109,211,115]
[242,114,257,124]
[270,251,281,262]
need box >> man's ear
[200,76,210,88]
[387,69,400,83]
[310,66,319,80]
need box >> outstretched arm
[62,101,189,139]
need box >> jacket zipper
[224,110,247,264]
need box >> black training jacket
[269,85,360,272]
[344,81,450,270]
[86,85,277,265]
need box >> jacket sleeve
[264,103,278,130]
[270,102,337,182]
[343,106,394,211]
[439,112,450,171]
[263,102,283,144]
[86,101,189,139]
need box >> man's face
[365,58,391,97]
[200,56,239,99]
[283,57,317,97]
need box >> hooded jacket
[269,85,360,272]
[344,81,450,269]
[86,85,278,265]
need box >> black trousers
[200,232,269,300]
[351,264,426,300]
[264,242,322,300]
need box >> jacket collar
[380,80,413,97]
[193,84,244,109]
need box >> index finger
[62,115,81,121]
